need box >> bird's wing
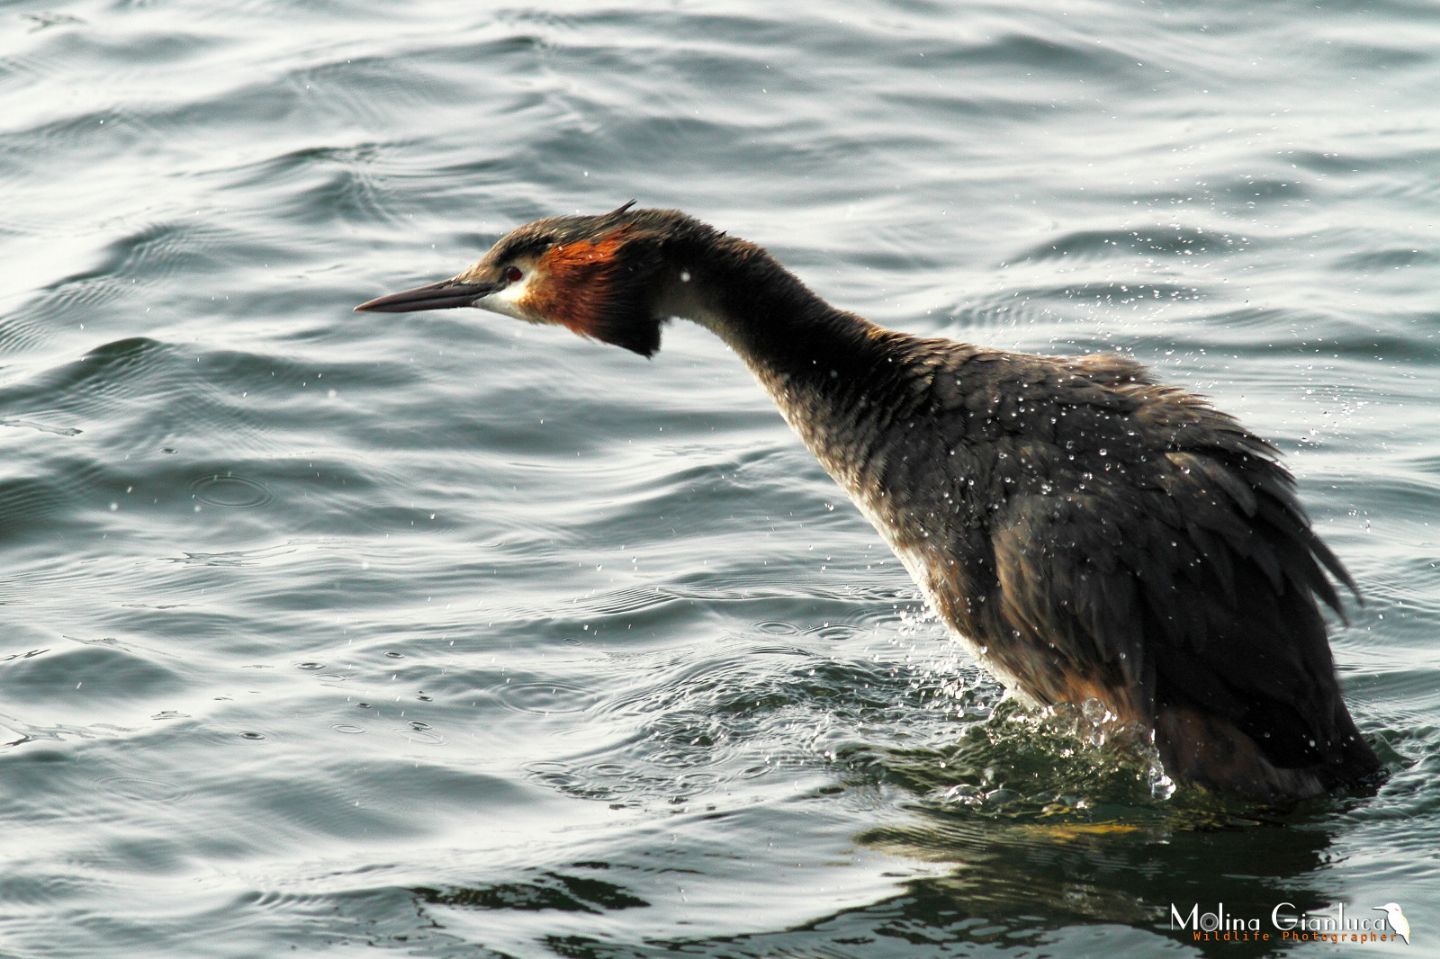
[903,344,1375,792]
[983,369,1359,771]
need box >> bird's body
[357,204,1383,802]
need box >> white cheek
[474,274,534,322]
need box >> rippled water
[3,1,1438,956]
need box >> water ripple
[189,473,273,510]
[2,0,1437,955]
[496,681,600,716]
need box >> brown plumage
[356,205,1383,802]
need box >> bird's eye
[503,265,523,284]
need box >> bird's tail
[1154,700,1384,802]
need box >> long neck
[652,224,1002,637]
[654,231,937,492]
[659,231,888,383]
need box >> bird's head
[355,201,674,357]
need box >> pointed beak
[354,278,495,313]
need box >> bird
[1374,903,1411,944]
[356,202,1384,802]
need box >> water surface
[2,1,1438,956]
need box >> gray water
[2,1,1437,956]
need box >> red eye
[503,266,523,283]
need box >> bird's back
[775,330,1382,800]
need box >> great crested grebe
[357,203,1383,802]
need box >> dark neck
[651,226,942,495]
[655,228,904,394]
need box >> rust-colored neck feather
[532,234,628,335]
[527,225,664,356]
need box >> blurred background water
[2,1,1437,956]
